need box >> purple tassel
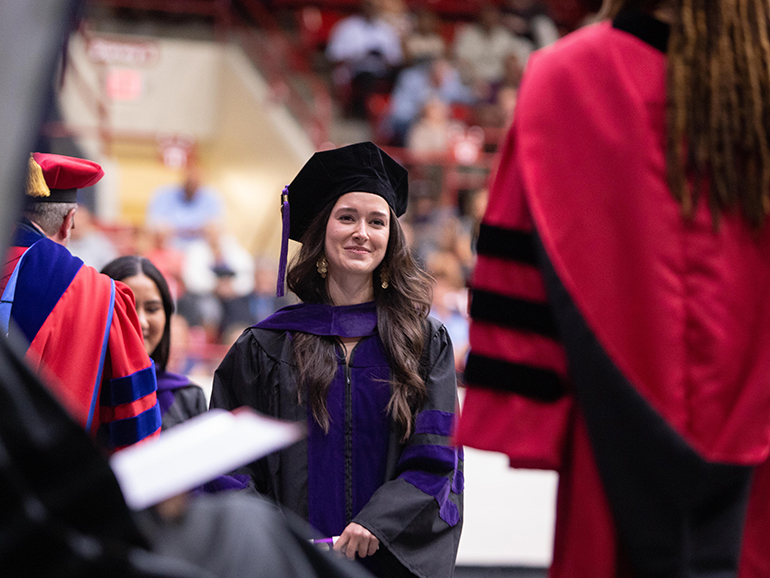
[276,186,290,297]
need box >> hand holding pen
[311,523,380,560]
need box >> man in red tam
[1,153,161,449]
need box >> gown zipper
[339,339,363,527]
[344,361,353,524]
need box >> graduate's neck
[327,274,374,307]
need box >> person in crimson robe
[211,142,463,578]
[1,153,160,449]
[454,1,770,577]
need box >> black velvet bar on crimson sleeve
[471,289,559,338]
[464,352,565,401]
[476,224,538,265]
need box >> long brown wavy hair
[603,0,770,228]
[286,197,433,440]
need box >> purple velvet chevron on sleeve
[414,409,455,436]
[400,470,460,526]
[397,441,464,526]
[198,474,253,494]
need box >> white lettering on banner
[87,37,160,67]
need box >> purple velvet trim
[399,470,460,526]
[192,474,251,497]
[276,186,290,297]
[452,469,465,494]
[156,371,193,417]
[307,338,391,538]
[400,470,447,498]
[397,443,463,524]
[156,370,192,391]
[452,444,464,494]
[255,302,378,338]
[439,496,460,526]
[156,389,176,417]
[415,410,455,437]
[307,365,348,537]
[398,444,456,471]
[202,474,251,492]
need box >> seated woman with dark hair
[102,255,207,430]
[211,142,463,578]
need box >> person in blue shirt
[384,58,476,146]
[146,164,224,250]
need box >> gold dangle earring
[316,255,328,279]
[380,267,389,289]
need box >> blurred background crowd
[46,0,602,396]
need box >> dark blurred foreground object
[138,494,376,578]
[0,333,203,577]
[0,332,374,578]
[0,0,82,253]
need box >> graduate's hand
[153,492,190,521]
[334,523,379,560]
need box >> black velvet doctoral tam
[287,142,408,241]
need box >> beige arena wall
[58,32,313,258]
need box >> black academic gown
[211,302,463,578]
[156,370,207,431]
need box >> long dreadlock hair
[603,0,770,228]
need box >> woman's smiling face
[122,273,166,357]
[324,192,391,282]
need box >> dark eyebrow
[334,207,389,219]
[334,206,359,214]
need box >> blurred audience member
[102,256,207,431]
[453,3,533,86]
[385,57,475,146]
[426,251,469,370]
[402,8,446,65]
[407,97,465,156]
[326,0,403,118]
[406,180,474,277]
[493,52,524,96]
[67,204,118,272]
[179,225,255,339]
[501,0,560,48]
[497,85,519,127]
[405,180,442,265]
[146,163,224,249]
[379,0,411,37]
[249,257,295,324]
[459,187,489,255]
[135,226,185,301]
[167,313,196,375]
[474,52,523,127]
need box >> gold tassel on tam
[26,154,50,198]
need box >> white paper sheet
[110,407,305,510]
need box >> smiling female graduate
[210,142,463,578]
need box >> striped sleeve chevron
[465,133,568,402]
[99,280,161,448]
